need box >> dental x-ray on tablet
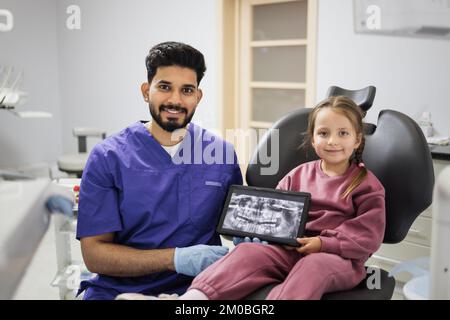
[217,185,310,247]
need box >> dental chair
[57,127,106,178]
[244,86,435,300]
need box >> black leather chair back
[363,110,434,242]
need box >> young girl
[118,96,386,300]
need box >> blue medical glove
[232,237,268,246]
[174,245,229,277]
[46,195,75,217]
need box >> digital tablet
[216,185,311,247]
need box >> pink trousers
[189,243,365,300]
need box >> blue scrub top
[76,121,242,298]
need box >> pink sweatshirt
[276,160,386,264]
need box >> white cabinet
[367,159,449,285]
[239,0,317,131]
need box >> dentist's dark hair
[145,41,206,85]
[303,96,367,198]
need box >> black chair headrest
[326,86,376,112]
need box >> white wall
[0,0,62,168]
[1,0,220,167]
[56,0,219,154]
[316,0,450,137]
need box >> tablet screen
[217,185,310,246]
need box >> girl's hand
[284,237,322,255]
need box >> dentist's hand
[174,245,229,277]
[233,237,268,246]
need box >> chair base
[245,268,395,300]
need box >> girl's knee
[232,243,276,261]
[299,252,346,270]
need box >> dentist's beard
[149,102,195,132]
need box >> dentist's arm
[81,233,175,277]
[81,233,228,277]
